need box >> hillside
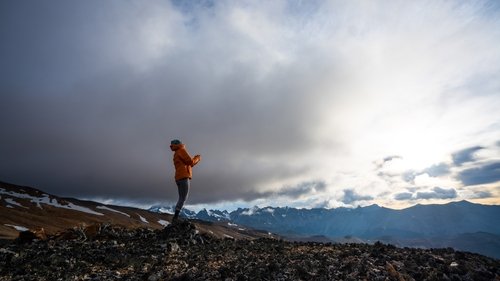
[1,220,499,280]
[0,181,274,241]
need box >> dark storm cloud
[451,146,484,166]
[0,1,338,204]
[458,162,500,186]
[341,189,373,204]
[415,187,457,200]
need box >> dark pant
[175,178,190,212]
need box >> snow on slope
[158,220,170,227]
[4,198,28,209]
[0,188,104,216]
[4,224,29,232]
[96,206,130,217]
[138,214,149,224]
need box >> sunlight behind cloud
[1,0,499,209]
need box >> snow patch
[6,205,14,209]
[62,203,104,216]
[138,214,149,224]
[227,222,238,227]
[262,207,275,214]
[4,198,28,209]
[158,219,170,227]
[223,234,234,239]
[0,188,103,215]
[96,206,130,217]
[241,206,259,216]
[4,224,29,232]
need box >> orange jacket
[170,144,201,181]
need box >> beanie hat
[171,139,182,145]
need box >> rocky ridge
[1,220,499,281]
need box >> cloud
[0,1,499,207]
[341,189,374,204]
[401,162,451,183]
[458,162,500,186]
[396,186,461,201]
[273,181,327,198]
[423,163,450,177]
[394,192,414,201]
[473,190,493,199]
[401,171,418,183]
[383,155,402,163]
[0,1,326,203]
[452,146,484,166]
[416,187,458,200]
[248,180,327,200]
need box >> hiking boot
[171,210,180,223]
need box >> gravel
[1,221,499,280]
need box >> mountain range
[150,201,500,258]
[1,180,499,259]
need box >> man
[170,139,201,222]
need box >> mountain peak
[452,200,474,205]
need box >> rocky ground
[0,220,499,281]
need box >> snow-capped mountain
[195,208,231,221]
[149,201,500,258]
[148,205,197,218]
[229,202,500,238]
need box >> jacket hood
[170,143,185,151]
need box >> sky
[1,0,499,211]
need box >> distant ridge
[151,200,500,258]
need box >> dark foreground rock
[1,221,499,281]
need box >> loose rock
[0,221,499,281]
